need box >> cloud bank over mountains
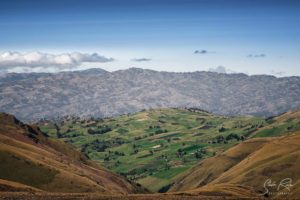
[0,52,114,72]
[208,66,235,74]
[0,51,289,77]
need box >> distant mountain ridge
[1,68,300,121]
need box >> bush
[226,133,240,141]
[87,125,112,135]
[117,128,128,134]
[114,151,125,156]
[215,135,225,143]
[82,139,112,152]
[195,148,206,159]
[219,127,226,132]
[195,151,203,159]
[176,148,185,158]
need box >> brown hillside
[0,113,137,194]
[170,134,300,198]
[0,179,42,192]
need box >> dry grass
[170,134,300,198]
[0,113,136,194]
[1,111,300,199]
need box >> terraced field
[39,108,300,192]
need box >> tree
[176,148,184,158]
[104,155,110,161]
[195,148,206,159]
[195,151,203,159]
[226,133,240,141]
[54,123,62,138]
[56,132,63,138]
[215,135,225,143]
[165,163,170,170]
[219,127,226,132]
[241,135,245,141]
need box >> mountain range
[1,68,300,121]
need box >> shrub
[226,133,240,141]
[219,127,226,132]
[87,125,112,135]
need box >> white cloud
[131,58,152,62]
[208,66,235,74]
[0,52,114,72]
[247,54,266,58]
[270,70,286,77]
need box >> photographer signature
[262,178,293,196]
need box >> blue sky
[0,0,300,76]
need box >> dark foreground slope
[1,68,300,120]
[0,113,138,194]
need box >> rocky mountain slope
[1,68,300,121]
[0,113,138,194]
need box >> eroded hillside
[170,133,300,198]
[0,113,138,194]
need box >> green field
[39,108,300,192]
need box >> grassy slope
[0,179,42,192]
[1,108,298,199]
[39,108,270,192]
[39,108,300,192]
[252,109,300,138]
[0,151,58,188]
[169,137,271,192]
[170,134,300,198]
[0,113,137,194]
[169,110,300,198]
